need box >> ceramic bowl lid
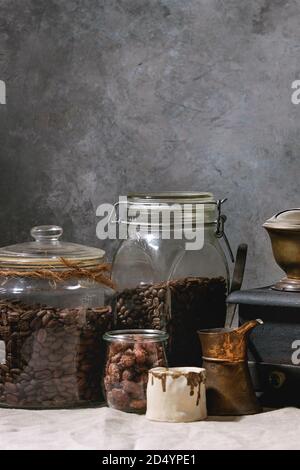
[263,209,300,231]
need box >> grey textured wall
[1,0,300,287]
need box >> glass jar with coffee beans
[0,225,115,408]
[103,329,168,413]
[111,193,233,366]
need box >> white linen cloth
[0,406,299,450]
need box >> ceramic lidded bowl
[263,209,300,291]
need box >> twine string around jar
[0,257,115,289]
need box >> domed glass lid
[0,225,105,269]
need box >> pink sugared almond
[129,399,147,410]
[122,380,143,398]
[108,388,130,409]
[119,351,135,369]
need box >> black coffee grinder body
[228,287,300,407]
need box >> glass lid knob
[30,225,63,242]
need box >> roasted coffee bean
[113,277,227,366]
[167,276,227,366]
[36,310,45,318]
[114,284,168,331]
[38,348,50,359]
[6,393,19,405]
[0,364,8,374]
[34,358,49,370]
[19,372,31,381]
[30,317,42,330]
[158,289,165,299]
[5,382,17,393]
[42,312,52,327]
[80,363,92,372]
[19,331,31,338]
[0,299,113,408]
[21,310,35,321]
[40,385,58,401]
[35,370,51,380]
[77,377,87,389]
[19,320,29,332]
[52,369,63,379]
[51,340,63,351]
[37,329,47,344]
[152,309,159,318]
[152,320,161,330]
[62,353,75,364]
[62,342,77,353]
[8,312,20,323]
[46,319,59,329]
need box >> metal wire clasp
[216,199,234,263]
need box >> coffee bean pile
[114,277,227,366]
[167,276,227,366]
[0,299,113,408]
[104,337,167,413]
[115,285,169,330]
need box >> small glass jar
[111,192,233,366]
[103,329,168,413]
[0,225,114,408]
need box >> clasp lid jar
[111,192,232,366]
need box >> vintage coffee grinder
[228,209,300,407]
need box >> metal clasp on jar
[215,199,234,263]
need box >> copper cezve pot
[198,319,263,416]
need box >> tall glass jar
[111,192,232,366]
[0,225,114,408]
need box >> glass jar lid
[125,192,218,225]
[263,209,300,231]
[0,225,105,269]
[127,192,215,203]
[103,329,169,343]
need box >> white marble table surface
[0,406,299,450]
